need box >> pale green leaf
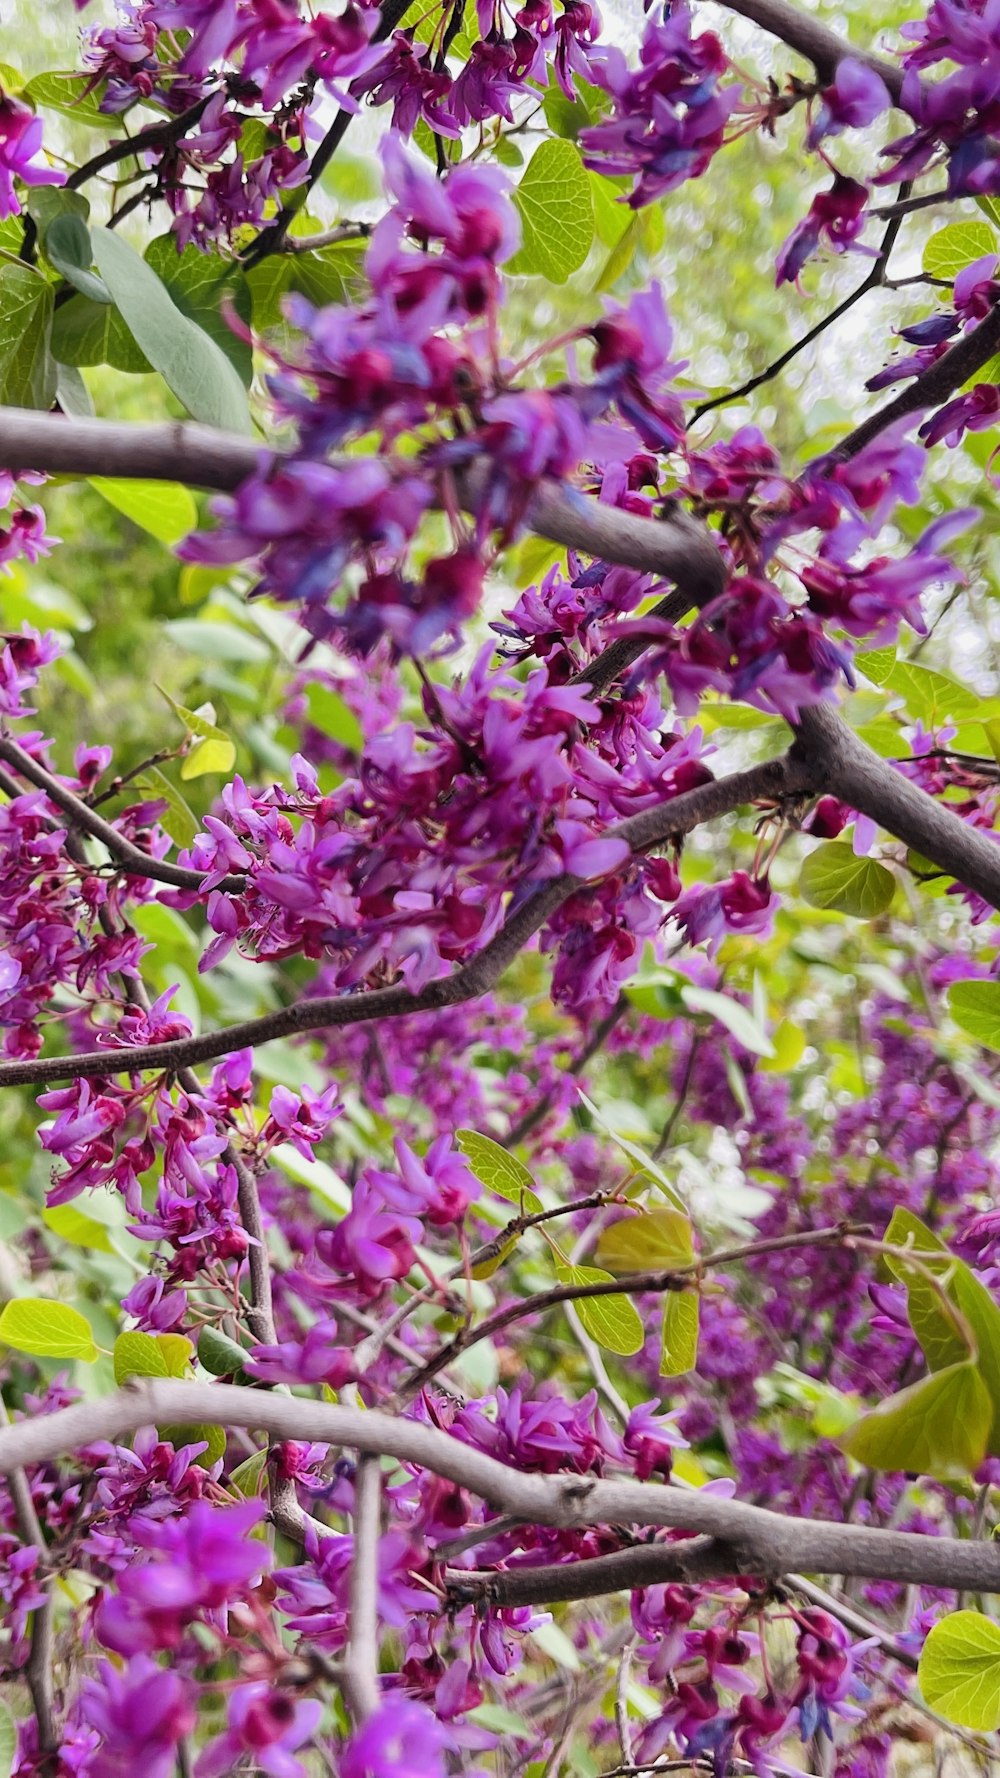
[919,1611,1000,1730]
[229,1447,268,1497]
[681,985,775,1057]
[131,768,199,852]
[0,1699,14,1778]
[557,1264,645,1355]
[0,1299,98,1363]
[144,235,253,384]
[508,139,594,283]
[660,1291,699,1377]
[91,228,253,434]
[456,1129,544,1214]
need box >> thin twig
[0,1397,55,1761]
[341,1455,382,1723]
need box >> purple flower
[776,175,870,286]
[340,1698,454,1778]
[0,90,65,219]
[96,1500,269,1653]
[806,58,891,150]
[196,1684,322,1778]
[919,380,1000,447]
[78,1657,196,1778]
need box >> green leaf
[577,1090,688,1213]
[884,661,984,727]
[114,1329,193,1385]
[289,240,367,310]
[55,362,94,418]
[596,1207,694,1273]
[131,768,199,851]
[229,1447,268,1497]
[799,844,895,919]
[589,173,631,249]
[0,1299,98,1363]
[164,618,269,665]
[455,1130,544,1214]
[43,1203,116,1256]
[856,645,896,686]
[198,1325,247,1377]
[50,291,152,373]
[680,985,775,1057]
[919,1610,1000,1730]
[0,262,55,409]
[978,196,1000,230]
[882,1207,969,1375]
[593,213,641,293]
[840,1359,991,1477]
[113,1329,170,1384]
[949,979,1000,1051]
[159,1421,228,1467]
[23,71,116,129]
[90,477,198,546]
[660,1291,699,1377]
[556,1264,645,1355]
[0,1699,15,1778]
[305,682,364,752]
[923,221,998,281]
[507,140,594,284]
[44,214,111,305]
[91,228,253,434]
[144,236,253,385]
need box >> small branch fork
[0,1379,997,1598]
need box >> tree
[1,0,1000,1771]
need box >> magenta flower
[806,58,891,150]
[340,1697,453,1778]
[0,90,65,219]
[78,1657,196,1778]
[196,1684,322,1778]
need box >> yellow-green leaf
[456,1130,543,1214]
[507,139,594,284]
[114,1330,193,1385]
[556,1264,645,1355]
[43,1203,116,1255]
[840,1359,991,1478]
[919,1611,1000,1730]
[596,1207,693,1273]
[90,477,198,547]
[0,1299,98,1363]
[923,220,998,282]
[660,1291,699,1377]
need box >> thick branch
[718,0,904,99]
[0,1379,997,1595]
[794,704,1000,910]
[0,753,811,1088]
[0,412,726,619]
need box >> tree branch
[0,732,245,895]
[0,753,813,1088]
[833,301,1000,461]
[0,1379,997,1595]
[717,0,904,99]
[691,190,910,424]
[0,1398,55,1763]
[342,1456,383,1723]
[402,1225,856,1399]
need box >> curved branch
[0,753,811,1088]
[0,1379,997,1595]
[718,0,904,99]
[0,733,245,895]
[0,411,726,617]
